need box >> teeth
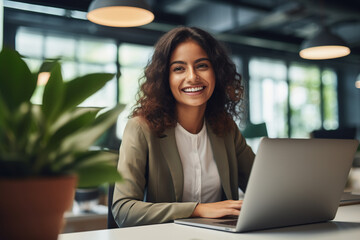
[183,86,204,92]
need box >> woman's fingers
[191,200,243,218]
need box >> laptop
[175,138,359,232]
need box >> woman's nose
[186,68,198,82]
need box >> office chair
[107,184,119,228]
[311,127,357,140]
[105,148,121,229]
[241,122,268,139]
[241,122,268,154]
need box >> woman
[112,26,255,227]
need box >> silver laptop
[175,138,359,232]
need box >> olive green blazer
[112,117,255,227]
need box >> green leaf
[13,103,34,152]
[61,73,114,112]
[0,96,10,136]
[57,150,118,172]
[42,62,64,122]
[60,105,123,152]
[47,110,99,151]
[76,162,122,188]
[0,48,36,111]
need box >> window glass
[78,38,117,63]
[289,63,321,138]
[15,27,118,107]
[231,56,243,74]
[45,35,75,59]
[16,29,43,58]
[119,43,153,67]
[118,67,143,105]
[322,69,338,130]
[116,43,153,139]
[118,43,153,105]
[78,63,115,75]
[249,58,288,138]
[61,61,78,81]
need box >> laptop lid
[175,138,359,233]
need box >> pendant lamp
[299,27,350,60]
[87,0,154,27]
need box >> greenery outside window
[289,63,321,138]
[322,69,338,130]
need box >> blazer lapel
[159,128,184,202]
[207,124,233,200]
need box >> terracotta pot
[0,175,77,240]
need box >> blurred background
[2,0,360,140]
[1,0,359,232]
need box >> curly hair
[132,26,244,136]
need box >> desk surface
[59,204,360,240]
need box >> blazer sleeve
[112,118,197,227]
[234,125,255,192]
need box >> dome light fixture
[299,27,350,60]
[87,0,154,27]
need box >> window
[322,69,338,130]
[15,27,117,107]
[289,63,321,138]
[248,58,338,139]
[118,43,153,105]
[116,43,153,139]
[15,27,155,140]
[249,58,288,138]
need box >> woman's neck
[176,104,206,134]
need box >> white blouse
[175,122,222,203]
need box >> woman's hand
[191,200,243,218]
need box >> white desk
[59,204,360,240]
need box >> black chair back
[107,184,118,228]
[312,127,356,139]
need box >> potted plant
[0,48,123,240]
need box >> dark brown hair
[132,26,244,136]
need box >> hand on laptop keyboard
[191,200,243,218]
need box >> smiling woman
[111,26,255,227]
[169,40,215,133]
[131,27,245,137]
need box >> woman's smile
[169,40,215,110]
[182,85,206,94]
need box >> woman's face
[169,40,215,111]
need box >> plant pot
[0,175,77,240]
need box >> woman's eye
[197,63,208,69]
[173,66,184,72]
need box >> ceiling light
[356,80,360,89]
[299,27,350,60]
[87,0,154,27]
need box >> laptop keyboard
[217,220,238,226]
